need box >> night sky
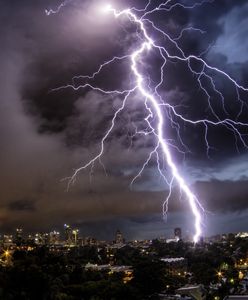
[0,0,248,240]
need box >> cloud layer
[0,0,247,238]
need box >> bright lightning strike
[102,4,112,13]
[46,1,248,243]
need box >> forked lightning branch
[46,1,248,242]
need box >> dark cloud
[8,199,36,212]
[195,179,248,213]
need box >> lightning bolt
[46,1,248,243]
[45,0,72,15]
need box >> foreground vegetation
[0,236,247,299]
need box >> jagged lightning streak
[45,0,72,15]
[46,1,248,243]
[108,5,202,243]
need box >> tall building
[15,228,23,239]
[64,224,73,244]
[72,229,79,246]
[115,230,124,244]
[64,224,79,246]
[14,228,24,245]
[174,228,182,240]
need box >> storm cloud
[0,0,247,239]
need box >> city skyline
[0,223,247,243]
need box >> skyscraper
[64,224,73,244]
[14,228,23,245]
[115,230,124,244]
[72,229,79,246]
[15,228,23,239]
